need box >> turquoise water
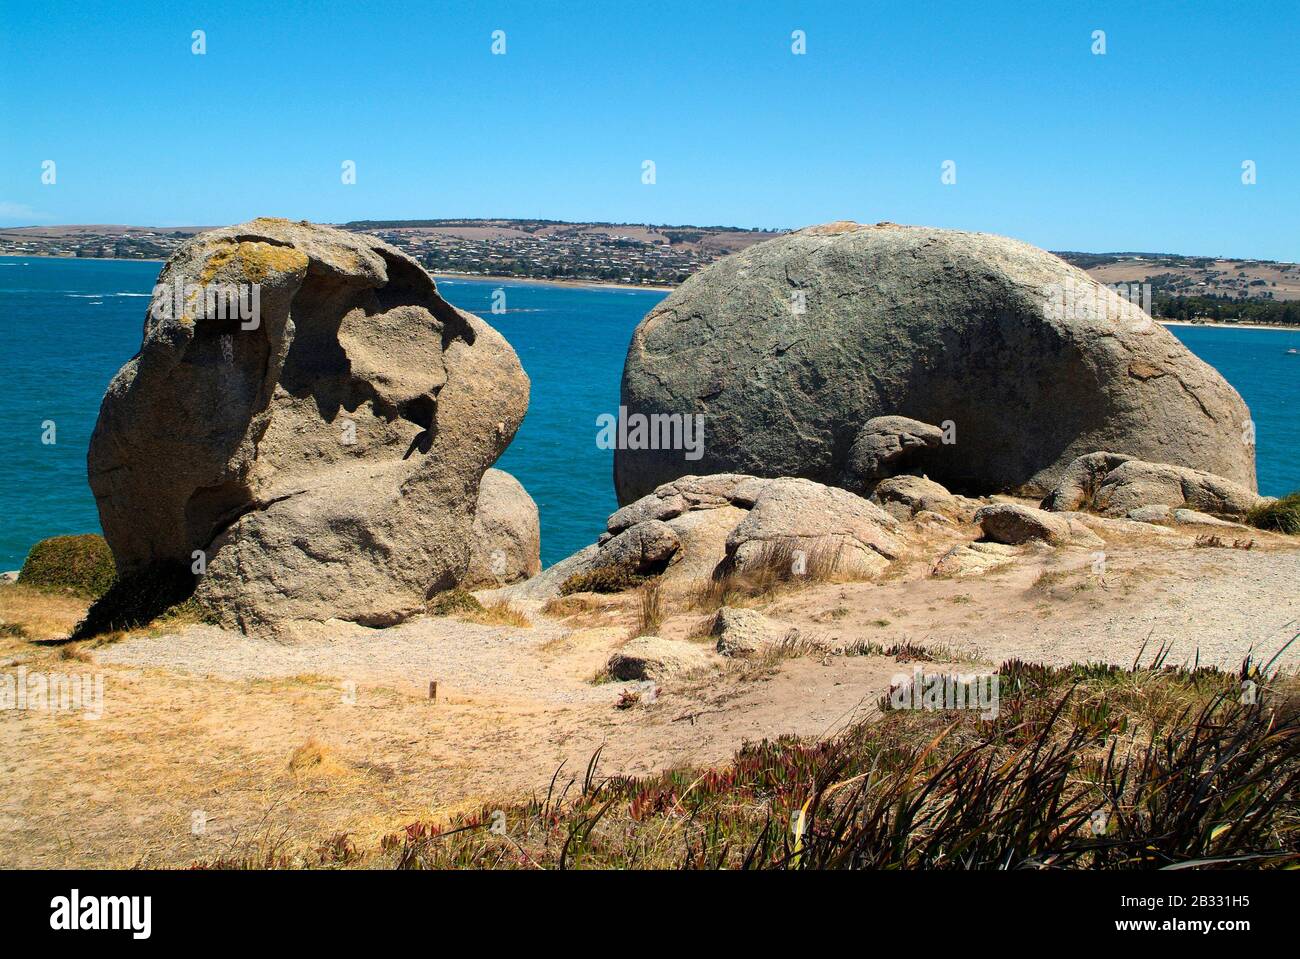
[0,256,1296,570]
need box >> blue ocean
[0,256,1296,570]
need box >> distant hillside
[1,220,1297,322]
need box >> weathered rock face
[871,474,961,518]
[463,469,542,588]
[1042,454,1267,519]
[592,520,681,573]
[494,473,905,603]
[88,218,528,635]
[607,473,771,535]
[615,222,1255,503]
[725,477,903,578]
[711,606,794,657]
[974,503,1073,546]
[844,416,945,491]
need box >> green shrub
[1247,492,1300,535]
[19,534,116,598]
[428,588,484,616]
[559,564,648,596]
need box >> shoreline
[431,272,674,293]
[1159,319,1300,333]
[4,256,1300,323]
[0,254,677,293]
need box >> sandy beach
[432,272,674,293]
[1161,319,1300,333]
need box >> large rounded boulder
[88,218,528,636]
[614,222,1255,503]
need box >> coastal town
[1,219,1298,323]
[0,219,776,287]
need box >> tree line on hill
[1154,294,1300,326]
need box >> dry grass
[358,651,1300,870]
[541,594,620,629]
[56,643,93,663]
[541,595,596,618]
[288,738,350,779]
[0,582,88,642]
[690,537,846,613]
[1195,534,1255,550]
[632,581,664,637]
[464,600,532,629]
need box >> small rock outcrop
[1172,509,1249,529]
[870,474,961,519]
[1043,453,1269,519]
[592,520,681,573]
[711,606,796,657]
[463,469,542,588]
[844,416,945,490]
[1126,504,1172,524]
[615,222,1256,503]
[88,218,528,635]
[975,503,1073,546]
[606,474,770,535]
[498,473,907,602]
[725,478,903,578]
[607,636,712,681]
[931,542,1019,577]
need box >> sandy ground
[1,512,1296,868]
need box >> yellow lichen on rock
[196,243,239,286]
[236,241,308,282]
[196,240,308,285]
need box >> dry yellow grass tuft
[689,537,846,613]
[288,738,350,779]
[464,600,532,629]
[631,581,664,638]
[57,643,93,663]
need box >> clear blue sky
[1,0,1297,259]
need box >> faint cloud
[0,201,49,223]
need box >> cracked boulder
[844,416,945,490]
[88,218,528,636]
[615,221,1256,503]
[725,477,903,578]
[463,469,542,588]
[1041,453,1269,520]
